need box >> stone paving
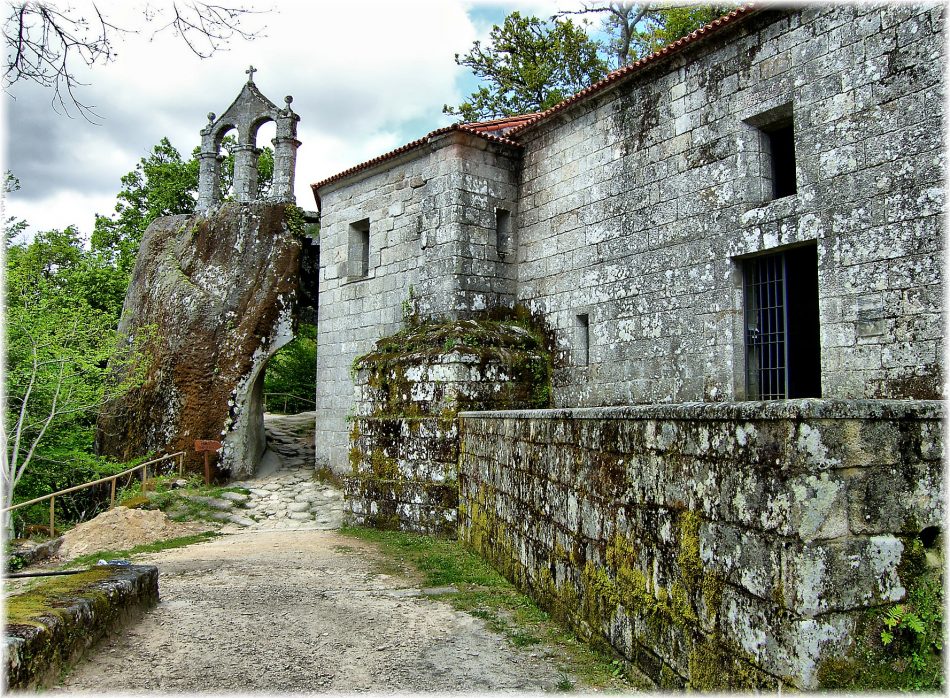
[200,412,344,533]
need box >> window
[347,218,370,278]
[762,119,797,199]
[495,208,512,259]
[575,313,590,367]
[743,245,820,399]
[744,102,797,202]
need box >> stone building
[307,4,945,689]
[312,4,944,467]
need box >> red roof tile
[311,4,757,202]
[310,123,522,197]
[505,4,757,138]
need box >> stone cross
[246,65,257,82]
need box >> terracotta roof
[311,5,756,200]
[466,113,541,135]
[310,122,522,195]
[505,4,757,138]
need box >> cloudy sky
[3,0,594,240]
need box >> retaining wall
[457,399,944,689]
[4,564,159,690]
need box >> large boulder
[96,202,302,479]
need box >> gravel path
[53,530,573,693]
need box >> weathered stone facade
[458,400,944,688]
[308,4,944,689]
[313,5,945,468]
[347,318,549,533]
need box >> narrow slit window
[348,218,370,278]
[575,313,590,367]
[764,121,797,199]
[496,208,512,259]
[744,103,797,204]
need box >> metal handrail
[2,451,185,537]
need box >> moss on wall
[346,313,552,535]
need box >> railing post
[110,478,117,509]
[142,464,147,494]
[49,497,55,538]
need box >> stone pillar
[271,96,301,203]
[271,135,300,202]
[231,144,260,202]
[196,112,220,213]
[196,150,221,213]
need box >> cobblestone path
[178,412,344,532]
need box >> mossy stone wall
[457,399,944,689]
[5,564,159,690]
[347,319,550,534]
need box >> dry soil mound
[58,507,211,560]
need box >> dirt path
[54,530,575,693]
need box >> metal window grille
[744,253,787,399]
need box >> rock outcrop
[96,202,302,479]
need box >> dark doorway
[743,244,820,399]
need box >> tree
[558,3,732,68]
[444,12,608,122]
[4,172,28,243]
[91,137,199,275]
[263,323,316,414]
[91,135,273,277]
[4,1,267,119]
[2,226,153,530]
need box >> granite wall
[458,400,944,689]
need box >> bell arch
[196,66,300,212]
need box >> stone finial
[207,112,216,123]
[246,65,257,83]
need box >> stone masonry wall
[316,134,522,473]
[347,319,549,533]
[458,400,944,689]
[513,5,944,406]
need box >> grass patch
[339,525,644,691]
[63,531,220,569]
[116,474,251,524]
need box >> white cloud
[4,0,592,236]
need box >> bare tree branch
[4,1,268,121]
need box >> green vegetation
[447,5,733,121]
[116,473,249,524]
[340,525,644,691]
[63,531,220,569]
[6,568,114,627]
[263,322,317,414]
[445,12,607,121]
[817,540,944,692]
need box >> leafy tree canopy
[627,5,732,62]
[444,12,608,122]
[448,5,731,121]
[91,136,274,277]
[4,225,153,524]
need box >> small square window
[347,218,370,278]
